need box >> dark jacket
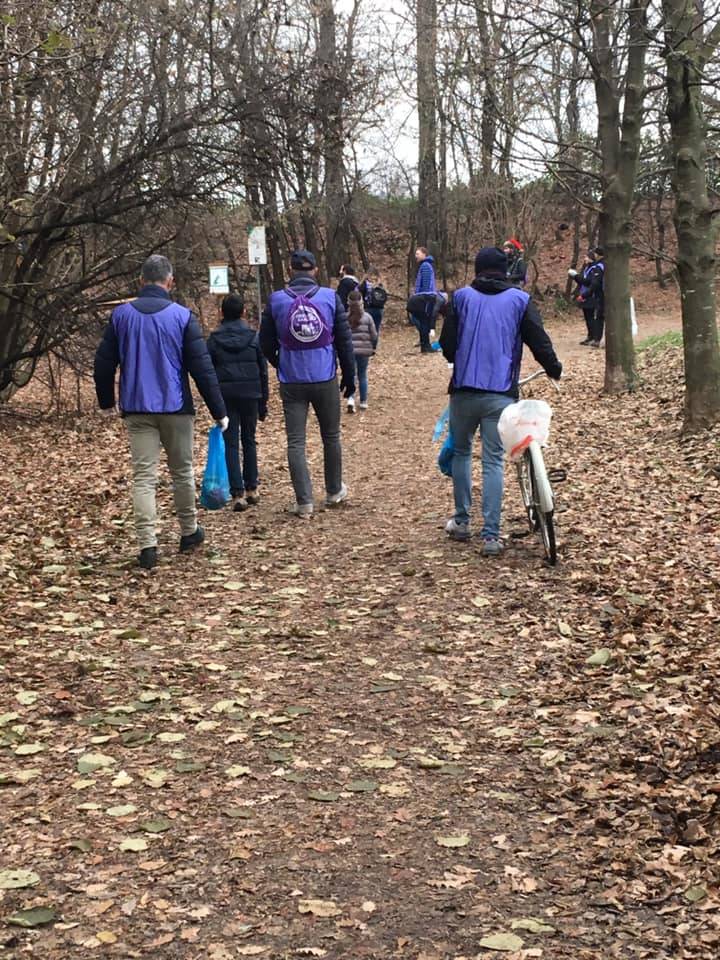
[259,274,355,388]
[94,285,226,419]
[207,320,269,406]
[337,275,360,308]
[439,277,561,397]
[507,253,527,287]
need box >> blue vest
[113,300,190,413]
[452,286,530,394]
[269,286,337,383]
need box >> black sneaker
[179,525,205,553]
[138,547,158,570]
[580,338,592,345]
[232,497,249,512]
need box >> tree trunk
[590,0,649,393]
[318,0,351,278]
[663,0,720,430]
[416,0,440,253]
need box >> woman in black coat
[207,294,269,510]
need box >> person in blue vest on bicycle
[439,247,562,556]
[259,250,355,519]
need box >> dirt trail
[2,308,719,960]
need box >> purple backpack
[281,286,333,351]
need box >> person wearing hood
[503,238,527,287]
[411,246,437,353]
[439,247,562,556]
[207,293,269,511]
[337,264,360,309]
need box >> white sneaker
[347,396,356,414]
[288,502,313,519]
[326,483,348,507]
[445,517,471,541]
[359,401,368,411]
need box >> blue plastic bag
[438,432,454,477]
[200,426,230,510]
[433,407,449,442]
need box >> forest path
[3,307,718,960]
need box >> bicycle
[512,370,565,566]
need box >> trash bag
[200,425,230,510]
[438,431,454,477]
[433,406,449,442]
[498,399,552,461]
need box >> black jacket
[507,254,527,287]
[259,275,355,388]
[337,275,360,308]
[207,320,269,406]
[94,285,226,420]
[439,277,562,395]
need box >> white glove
[567,269,578,278]
[99,406,118,418]
[217,416,229,432]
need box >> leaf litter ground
[1,312,719,959]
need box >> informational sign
[247,225,267,266]
[208,263,229,294]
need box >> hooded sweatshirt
[207,319,268,405]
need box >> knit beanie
[475,247,508,277]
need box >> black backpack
[369,284,388,308]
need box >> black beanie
[474,246,508,277]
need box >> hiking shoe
[580,338,592,345]
[138,547,158,570]
[481,537,504,557]
[359,401,368,411]
[179,525,205,553]
[232,496,249,512]
[445,518,471,542]
[347,396,356,414]
[591,340,602,348]
[245,490,260,506]
[326,483,348,507]
[288,502,313,519]
[421,345,433,354]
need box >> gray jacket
[350,312,378,357]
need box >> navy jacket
[439,277,561,397]
[207,320,269,406]
[94,285,226,419]
[414,256,436,294]
[337,275,360,308]
[259,275,355,387]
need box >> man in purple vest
[439,247,562,555]
[260,250,355,518]
[94,255,227,569]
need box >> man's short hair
[142,255,173,283]
[342,265,355,275]
[416,246,428,256]
[222,293,244,319]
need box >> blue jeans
[355,355,370,403]
[449,390,513,539]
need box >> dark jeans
[413,312,431,348]
[368,307,383,336]
[279,379,342,505]
[591,303,605,343]
[225,400,258,496]
[582,307,594,340]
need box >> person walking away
[568,251,598,345]
[346,289,378,413]
[360,268,388,336]
[503,239,527,287]
[411,246,437,353]
[439,247,562,556]
[94,255,227,570]
[207,293,269,511]
[337,264,360,309]
[260,249,355,518]
[587,247,605,347]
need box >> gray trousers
[280,379,342,505]
[125,414,196,548]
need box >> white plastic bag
[498,399,552,460]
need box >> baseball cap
[290,249,316,270]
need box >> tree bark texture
[663,0,720,431]
[416,0,441,253]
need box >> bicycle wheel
[516,452,537,532]
[528,445,557,566]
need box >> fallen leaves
[297,900,341,918]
